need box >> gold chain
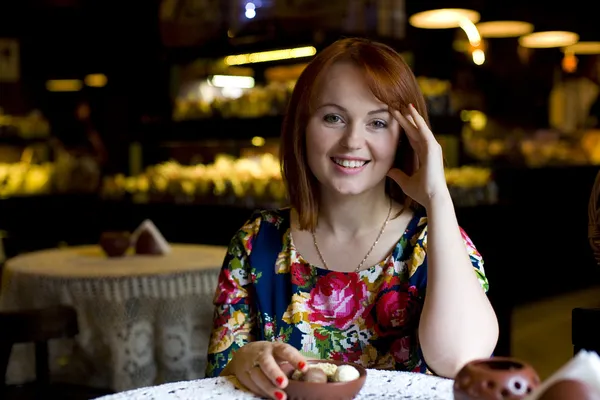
[312,198,393,273]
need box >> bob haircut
[280,37,430,231]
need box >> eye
[323,114,343,124]
[370,119,388,129]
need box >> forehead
[314,62,386,107]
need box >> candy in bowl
[280,359,366,400]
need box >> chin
[317,172,387,197]
[329,182,375,196]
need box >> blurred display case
[0,109,102,198]
[460,110,600,167]
[103,143,497,208]
[0,109,52,198]
[109,43,499,209]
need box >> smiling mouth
[331,157,370,168]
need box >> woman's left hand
[387,103,449,209]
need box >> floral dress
[205,208,488,377]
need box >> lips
[331,157,370,168]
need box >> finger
[387,168,410,189]
[391,109,423,150]
[255,350,290,389]
[404,115,421,150]
[255,356,288,389]
[248,366,287,400]
[392,108,417,136]
[413,152,420,170]
[272,342,308,374]
[238,367,269,399]
[408,104,437,142]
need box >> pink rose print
[214,269,244,305]
[291,262,311,286]
[365,279,420,337]
[307,272,368,330]
[264,322,274,337]
[390,336,411,363]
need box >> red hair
[280,37,430,231]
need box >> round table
[96,370,454,399]
[1,244,227,393]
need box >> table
[0,244,227,392]
[96,370,454,399]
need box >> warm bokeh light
[84,73,107,87]
[224,46,317,66]
[409,8,480,29]
[518,31,579,49]
[562,41,600,54]
[459,19,481,46]
[251,136,265,147]
[210,75,255,89]
[45,79,83,92]
[561,52,578,73]
[472,49,485,65]
[476,21,534,38]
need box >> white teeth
[332,158,367,168]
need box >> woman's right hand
[221,341,309,400]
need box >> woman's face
[306,62,401,197]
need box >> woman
[206,38,498,400]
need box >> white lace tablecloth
[0,244,227,393]
[96,370,454,399]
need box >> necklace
[312,198,393,273]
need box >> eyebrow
[317,103,390,116]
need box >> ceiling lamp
[475,21,534,38]
[409,8,480,29]
[518,31,579,48]
[562,41,600,54]
[224,46,317,66]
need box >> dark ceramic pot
[99,231,131,257]
[453,357,541,400]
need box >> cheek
[306,123,332,157]
[373,136,399,165]
[305,124,327,173]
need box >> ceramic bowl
[280,359,367,400]
[99,231,131,257]
[453,357,541,400]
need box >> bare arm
[418,193,499,377]
[388,104,499,378]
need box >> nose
[339,122,365,150]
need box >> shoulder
[403,209,480,255]
[403,208,428,245]
[231,208,291,254]
[249,208,291,228]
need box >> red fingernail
[275,391,285,400]
[298,361,306,370]
[276,376,285,386]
